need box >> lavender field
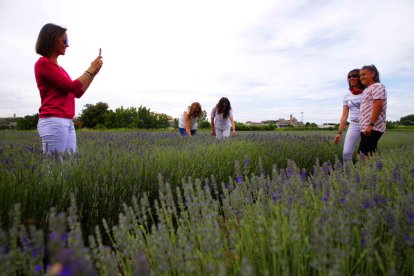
[1,130,413,275]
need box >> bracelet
[84,71,94,79]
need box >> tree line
[11,104,414,131]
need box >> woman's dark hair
[361,64,381,83]
[216,97,231,119]
[35,23,67,57]
[347,68,366,90]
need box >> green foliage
[236,122,277,131]
[80,102,109,128]
[198,109,211,129]
[400,114,414,126]
[16,114,38,130]
[198,120,211,129]
[80,103,169,129]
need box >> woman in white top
[335,69,366,161]
[178,102,202,136]
[211,97,236,139]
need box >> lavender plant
[0,130,413,274]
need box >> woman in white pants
[211,97,236,140]
[335,69,366,161]
[35,23,103,155]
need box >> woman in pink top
[35,23,103,155]
[358,64,387,156]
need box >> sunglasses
[63,39,69,46]
[348,74,359,79]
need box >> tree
[198,110,211,129]
[80,102,109,128]
[400,114,414,126]
[16,114,38,130]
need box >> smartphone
[99,48,102,57]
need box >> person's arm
[184,112,191,136]
[230,116,236,136]
[77,56,103,96]
[335,105,349,144]
[210,116,216,136]
[363,99,384,136]
[36,56,102,98]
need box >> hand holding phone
[99,48,102,57]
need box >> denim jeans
[37,117,76,154]
[179,128,197,136]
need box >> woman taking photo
[35,23,103,155]
[335,69,366,161]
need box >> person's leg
[222,128,231,138]
[342,123,361,161]
[215,128,224,140]
[37,117,69,154]
[65,119,77,154]
[358,131,383,156]
[369,130,383,153]
[190,129,197,135]
[179,128,187,136]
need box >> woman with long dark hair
[210,97,236,139]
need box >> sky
[1,0,414,124]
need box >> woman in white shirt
[211,97,236,140]
[178,102,202,136]
[335,69,366,161]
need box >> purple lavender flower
[385,214,396,230]
[34,264,43,273]
[361,237,366,247]
[376,161,383,171]
[407,212,414,223]
[271,193,277,203]
[286,167,293,178]
[236,176,243,183]
[362,200,373,209]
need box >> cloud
[1,0,413,124]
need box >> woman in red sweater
[35,23,103,155]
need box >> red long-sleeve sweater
[34,57,85,119]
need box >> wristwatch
[369,122,375,126]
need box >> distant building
[0,114,17,129]
[247,114,306,128]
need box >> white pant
[343,122,360,161]
[37,117,76,154]
[215,128,231,140]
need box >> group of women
[178,98,236,139]
[335,66,387,161]
[34,23,387,160]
